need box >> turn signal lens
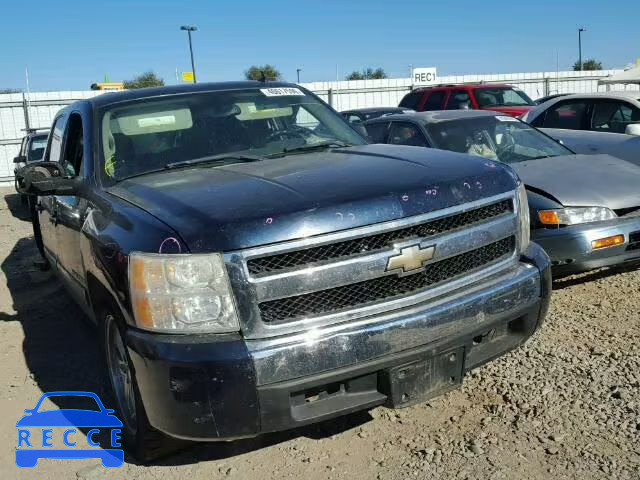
[591,235,625,250]
[538,211,561,225]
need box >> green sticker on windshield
[105,154,116,177]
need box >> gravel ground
[0,187,638,480]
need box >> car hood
[483,106,534,117]
[540,128,640,167]
[107,144,517,252]
[510,153,640,210]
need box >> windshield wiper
[269,140,352,157]
[166,153,264,169]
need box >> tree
[572,59,603,71]
[345,67,388,80]
[0,88,22,94]
[244,65,281,81]
[123,71,165,89]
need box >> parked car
[540,128,640,166]
[13,129,49,203]
[16,82,550,460]
[363,110,640,275]
[521,92,640,135]
[399,84,536,117]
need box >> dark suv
[399,84,536,117]
[16,82,550,460]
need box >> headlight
[538,207,616,226]
[516,182,530,253]
[129,252,240,333]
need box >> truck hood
[107,144,517,252]
[483,106,533,117]
[510,153,640,210]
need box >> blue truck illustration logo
[16,391,124,468]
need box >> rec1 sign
[413,67,437,85]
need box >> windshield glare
[426,116,572,164]
[100,89,365,181]
[475,88,534,107]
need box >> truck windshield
[99,88,365,181]
[425,115,573,164]
[475,88,535,107]
[27,135,48,162]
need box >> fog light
[591,234,625,250]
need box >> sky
[1,0,639,92]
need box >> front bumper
[533,216,640,275]
[126,243,551,441]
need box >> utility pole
[296,68,302,83]
[180,25,198,83]
[578,27,586,71]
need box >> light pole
[578,27,586,71]
[296,68,302,83]
[180,25,198,83]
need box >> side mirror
[13,155,26,164]
[15,162,80,196]
[625,124,640,136]
[26,177,80,196]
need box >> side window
[537,101,588,130]
[45,115,66,163]
[345,113,363,125]
[399,91,424,110]
[364,122,390,143]
[423,91,446,111]
[445,90,472,110]
[388,122,428,147]
[591,101,639,133]
[60,114,84,177]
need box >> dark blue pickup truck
[16,82,550,460]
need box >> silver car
[364,110,640,275]
[521,91,640,136]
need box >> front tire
[101,310,183,461]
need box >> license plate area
[383,347,464,408]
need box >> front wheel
[101,311,183,461]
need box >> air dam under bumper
[126,243,551,441]
[533,215,640,275]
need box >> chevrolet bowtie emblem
[386,244,436,274]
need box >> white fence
[1,69,637,186]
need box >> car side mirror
[13,155,26,164]
[625,123,640,136]
[15,162,80,196]
[26,177,80,196]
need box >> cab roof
[364,110,504,124]
[85,81,300,108]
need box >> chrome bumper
[533,216,640,273]
[247,257,546,386]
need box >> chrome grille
[247,200,513,275]
[258,236,516,324]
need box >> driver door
[37,114,67,266]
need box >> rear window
[475,87,534,108]
[399,91,424,110]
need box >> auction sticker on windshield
[496,115,518,122]
[260,87,305,96]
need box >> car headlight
[516,182,530,253]
[538,207,616,226]
[129,252,240,333]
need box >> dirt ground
[0,187,638,480]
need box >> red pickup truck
[399,84,535,117]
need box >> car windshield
[425,115,572,164]
[99,88,365,181]
[27,135,48,162]
[475,87,535,107]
